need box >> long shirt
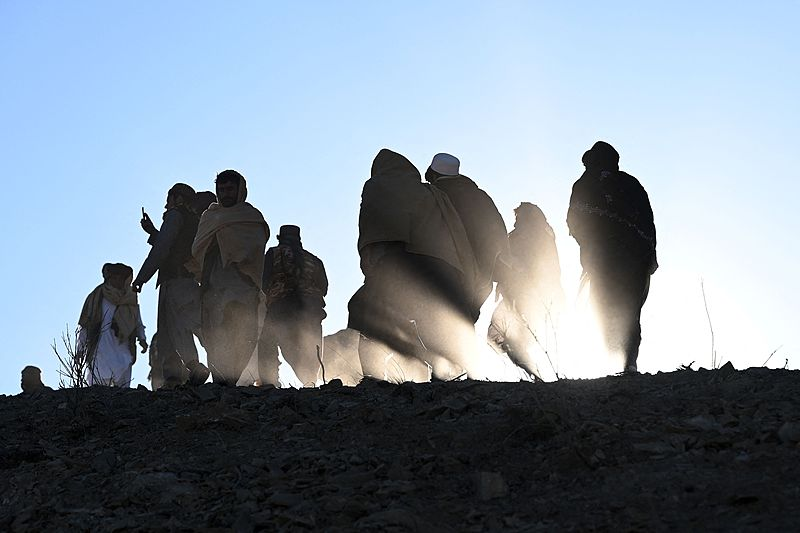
[136,208,197,286]
[77,299,146,386]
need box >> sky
[0,1,797,394]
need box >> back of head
[192,191,217,214]
[514,202,548,230]
[168,183,196,206]
[582,141,620,172]
[371,149,421,181]
[21,365,43,393]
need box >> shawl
[357,149,477,288]
[78,276,140,346]
[192,176,269,288]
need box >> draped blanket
[357,149,477,289]
[78,280,140,350]
[192,201,269,288]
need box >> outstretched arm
[133,210,183,291]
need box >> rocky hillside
[2,366,800,531]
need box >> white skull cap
[430,153,460,176]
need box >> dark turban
[582,141,620,171]
[102,263,134,280]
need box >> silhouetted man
[349,149,493,382]
[488,203,564,379]
[192,170,269,385]
[20,366,51,394]
[133,183,209,389]
[78,263,148,387]
[567,141,657,373]
[259,225,328,387]
[425,153,509,321]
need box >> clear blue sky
[1,1,797,393]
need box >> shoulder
[569,173,597,200]
[618,171,643,186]
[304,250,325,265]
[571,172,592,189]
[85,284,103,301]
[438,175,478,190]
[243,203,269,226]
[617,171,649,195]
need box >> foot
[187,361,210,386]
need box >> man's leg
[148,333,164,390]
[226,298,260,385]
[202,293,230,385]
[358,334,429,383]
[118,363,133,388]
[590,263,650,372]
[505,321,541,380]
[279,312,324,387]
[417,291,495,381]
[201,287,260,386]
[154,282,190,387]
[150,285,177,388]
[257,315,280,387]
[619,274,650,371]
[163,279,207,385]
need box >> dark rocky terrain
[2,366,800,532]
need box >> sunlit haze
[0,2,797,393]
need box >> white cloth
[78,298,146,387]
[430,153,460,176]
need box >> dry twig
[700,279,717,369]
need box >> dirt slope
[2,366,800,532]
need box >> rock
[347,454,365,465]
[356,508,420,531]
[5,367,800,532]
[476,471,508,500]
[778,422,800,443]
[91,450,117,474]
[232,511,255,533]
[687,414,721,432]
[193,386,220,403]
[267,492,303,508]
[323,378,343,389]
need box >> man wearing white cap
[425,153,510,323]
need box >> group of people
[349,142,656,382]
[76,170,328,388]
[72,140,657,389]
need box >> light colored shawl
[78,275,140,344]
[192,176,269,287]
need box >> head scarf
[168,183,196,205]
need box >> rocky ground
[2,365,800,532]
